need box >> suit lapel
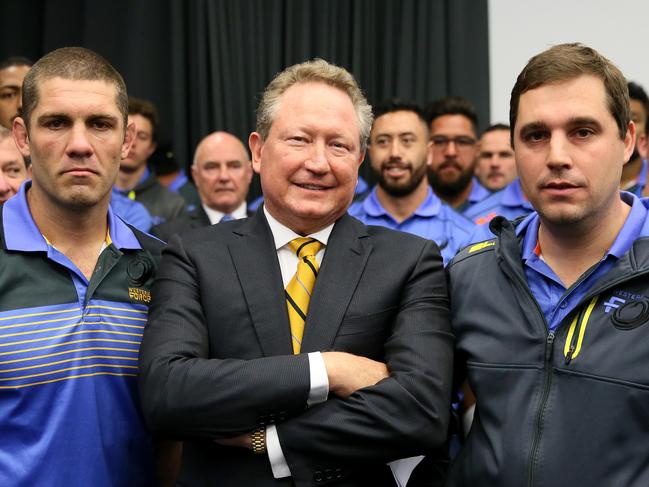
[301,214,371,353]
[228,211,293,356]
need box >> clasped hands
[214,352,389,449]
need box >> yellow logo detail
[128,287,151,304]
[468,241,495,253]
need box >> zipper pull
[545,330,555,362]
[565,345,575,365]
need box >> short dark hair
[0,56,33,71]
[481,123,510,137]
[128,96,160,142]
[425,96,478,133]
[22,47,127,130]
[372,98,427,124]
[628,81,649,134]
[510,43,629,144]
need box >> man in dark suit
[152,131,254,241]
[139,59,453,486]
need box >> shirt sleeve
[267,351,330,478]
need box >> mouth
[382,163,411,178]
[539,179,583,195]
[63,167,98,177]
[294,182,331,191]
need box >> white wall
[488,0,649,124]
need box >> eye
[573,128,594,139]
[523,130,547,143]
[45,119,65,130]
[91,119,113,130]
[0,90,17,100]
[401,136,416,146]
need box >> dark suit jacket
[150,206,212,242]
[151,206,256,242]
[139,211,453,487]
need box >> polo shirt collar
[362,186,442,218]
[3,181,141,251]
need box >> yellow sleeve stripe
[0,346,138,366]
[0,329,143,348]
[0,354,138,374]
[0,337,140,357]
[1,362,137,382]
[0,371,137,390]
[85,305,147,314]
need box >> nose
[304,141,328,173]
[389,139,402,159]
[444,139,458,157]
[546,133,572,170]
[218,165,231,182]
[66,123,93,159]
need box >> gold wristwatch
[251,427,266,454]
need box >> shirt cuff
[266,424,291,478]
[307,351,329,407]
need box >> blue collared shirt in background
[456,177,490,214]
[518,192,647,331]
[465,178,534,225]
[349,187,475,264]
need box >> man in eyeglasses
[349,98,475,264]
[426,96,490,213]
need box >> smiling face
[192,132,253,214]
[368,110,431,197]
[12,77,134,210]
[475,129,516,191]
[249,81,364,235]
[514,74,634,230]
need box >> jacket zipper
[527,330,555,487]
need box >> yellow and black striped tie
[285,237,323,354]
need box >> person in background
[474,123,517,192]
[349,98,474,264]
[152,131,253,241]
[620,81,648,195]
[0,56,32,130]
[114,96,186,225]
[426,96,490,213]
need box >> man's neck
[537,197,631,288]
[376,179,429,223]
[27,187,110,280]
[116,164,147,191]
[621,156,642,189]
[438,180,473,209]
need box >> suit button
[313,471,323,482]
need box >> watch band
[251,427,266,454]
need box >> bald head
[191,131,253,214]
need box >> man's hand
[321,351,389,398]
[214,433,252,449]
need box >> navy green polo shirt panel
[0,182,156,486]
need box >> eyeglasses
[431,135,476,151]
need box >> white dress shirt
[263,207,332,478]
[202,201,248,225]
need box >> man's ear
[12,117,31,159]
[249,132,263,175]
[121,121,136,159]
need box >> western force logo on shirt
[128,287,151,303]
[603,290,643,313]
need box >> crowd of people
[1,41,648,487]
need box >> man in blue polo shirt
[349,98,475,264]
[3,47,163,486]
[425,96,490,215]
[448,43,649,486]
